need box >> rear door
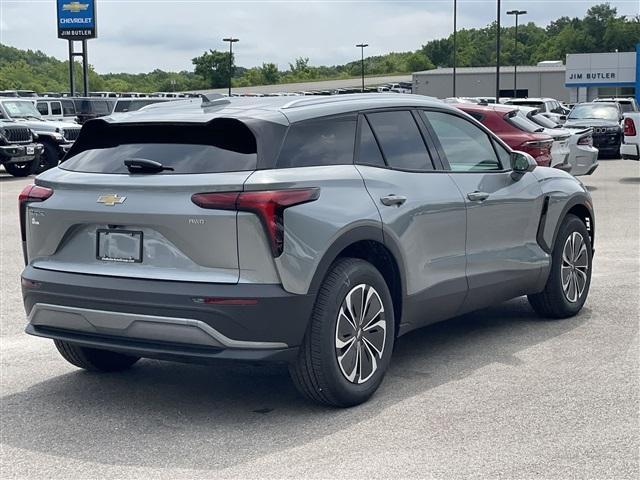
[355,110,468,331]
[25,121,259,283]
[421,109,547,313]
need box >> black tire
[528,214,592,318]
[290,258,395,407]
[54,340,140,372]
[35,141,60,174]
[3,161,35,177]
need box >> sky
[1,0,639,74]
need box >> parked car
[20,94,595,407]
[504,97,569,124]
[33,98,78,122]
[594,98,640,161]
[594,97,638,113]
[0,98,81,172]
[454,103,554,166]
[515,106,599,176]
[564,102,624,157]
[71,97,116,124]
[111,98,172,114]
[0,121,43,177]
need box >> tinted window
[114,100,132,113]
[61,100,76,115]
[277,115,356,168]
[61,121,257,175]
[51,102,62,115]
[36,102,48,115]
[423,111,501,171]
[356,117,385,167]
[366,111,432,171]
[507,111,545,133]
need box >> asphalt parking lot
[1,160,638,479]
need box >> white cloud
[1,0,638,74]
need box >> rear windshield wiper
[124,158,174,173]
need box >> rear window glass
[61,120,257,174]
[277,115,356,168]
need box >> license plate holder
[26,146,35,155]
[96,229,143,263]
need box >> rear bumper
[621,143,639,159]
[21,266,314,363]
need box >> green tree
[192,49,234,88]
[260,63,280,84]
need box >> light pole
[356,43,369,92]
[222,37,239,96]
[507,9,527,99]
[496,0,501,102]
[453,0,457,97]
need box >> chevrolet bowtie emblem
[63,2,89,13]
[97,194,126,206]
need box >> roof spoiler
[201,93,231,107]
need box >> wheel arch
[545,194,595,254]
[307,226,406,334]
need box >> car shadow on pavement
[0,296,588,472]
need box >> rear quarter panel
[243,165,382,295]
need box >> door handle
[467,191,490,202]
[380,194,407,207]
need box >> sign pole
[82,40,89,96]
[68,41,76,97]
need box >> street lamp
[356,43,369,92]
[507,9,527,99]
[495,0,501,102]
[453,0,457,97]
[222,37,239,96]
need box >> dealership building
[412,43,640,103]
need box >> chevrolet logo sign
[63,2,89,13]
[97,194,126,206]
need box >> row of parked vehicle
[444,96,640,175]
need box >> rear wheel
[290,258,395,407]
[528,214,592,318]
[54,340,140,372]
[3,160,35,177]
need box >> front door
[421,109,548,314]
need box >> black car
[71,98,116,124]
[564,102,623,157]
[0,122,43,177]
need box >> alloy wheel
[335,284,387,384]
[561,232,589,303]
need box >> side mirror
[510,150,537,180]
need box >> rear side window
[277,115,356,168]
[61,120,257,174]
[356,117,385,167]
[51,102,62,115]
[423,111,502,172]
[366,111,433,171]
[61,100,76,115]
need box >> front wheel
[35,141,60,174]
[528,214,592,318]
[290,258,395,407]
[3,161,35,177]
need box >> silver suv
[20,94,595,407]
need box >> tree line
[1,4,637,93]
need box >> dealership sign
[565,51,636,86]
[57,0,97,39]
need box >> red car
[454,103,554,167]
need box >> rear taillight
[522,139,553,151]
[18,185,53,261]
[624,117,637,137]
[577,134,593,146]
[191,188,320,256]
